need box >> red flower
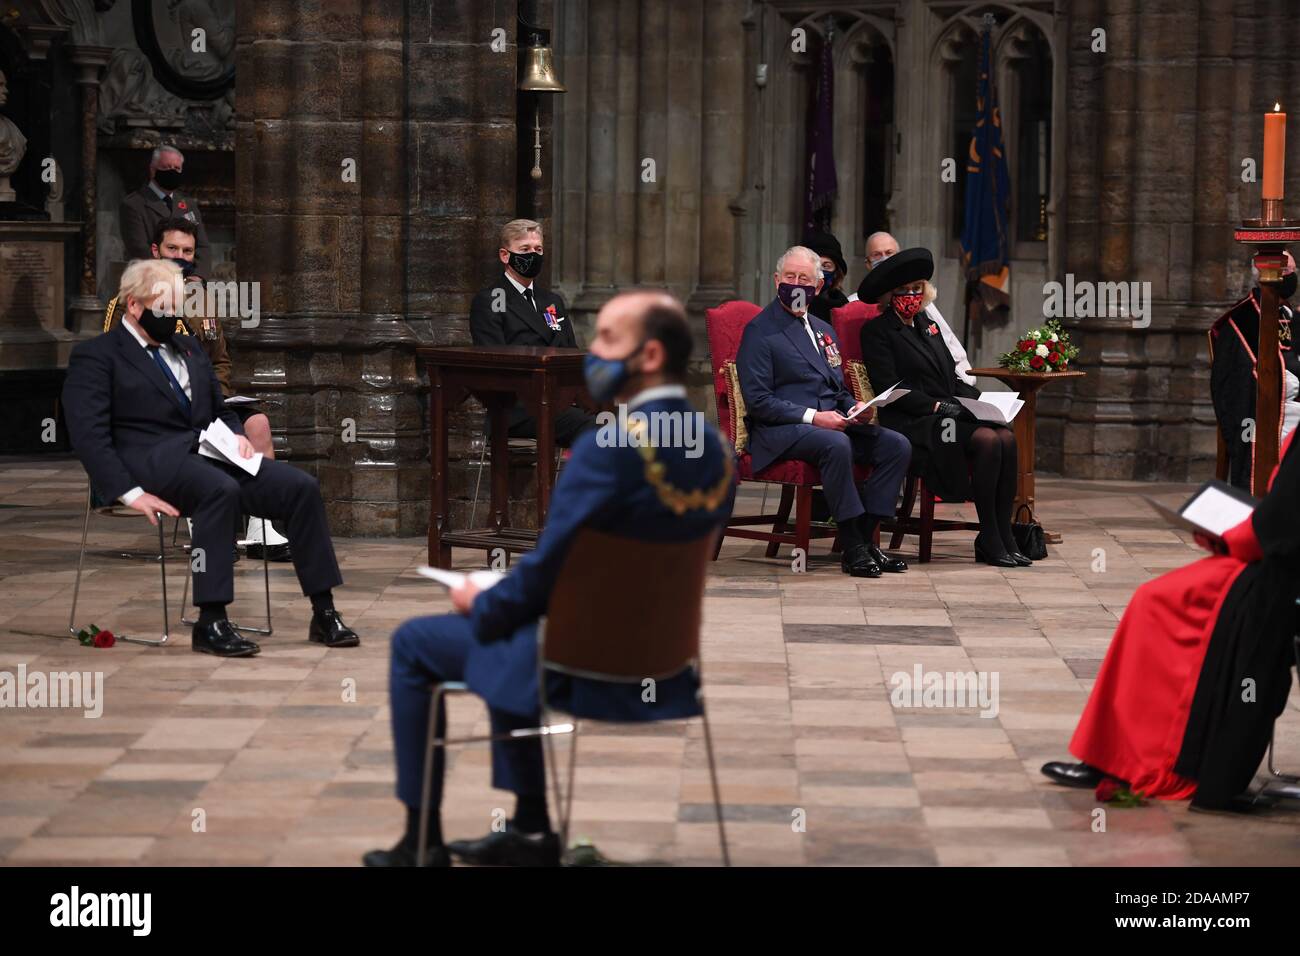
[1030,355,1045,370]
[1019,340,1034,352]
[1048,351,1062,364]
[92,630,115,648]
[1095,778,1121,802]
[177,201,188,211]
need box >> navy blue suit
[389,393,735,810]
[735,298,910,522]
[61,321,343,605]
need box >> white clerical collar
[627,384,687,410]
[504,270,533,295]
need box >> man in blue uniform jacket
[736,245,911,579]
[365,291,736,868]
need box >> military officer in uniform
[468,218,595,447]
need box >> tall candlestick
[1263,103,1286,202]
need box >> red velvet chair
[830,301,979,563]
[705,301,870,561]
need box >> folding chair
[68,479,273,645]
[418,529,728,866]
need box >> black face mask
[507,250,543,279]
[168,256,196,278]
[138,309,177,344]
[154,168,182,191]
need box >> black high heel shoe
[974,537,1018,568]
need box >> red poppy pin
[544,304,564,331]
[177,200,188,211]
[925,323,939,336]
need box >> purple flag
[804,32,837,233]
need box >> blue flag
[960,26,1011,287]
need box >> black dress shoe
[974,537,1018,568]
[1189,792,1276,815]
[1040,761,1105,789]
[840,543,882,578]
[446,827,561,867]
[362,839,451,867]
[309,609,360,648]
[867,545,908,573]
[192,619,260,658]
[1006,550,1033,567]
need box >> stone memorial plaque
[0,239,62,332]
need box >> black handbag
[1011,503,1048,560]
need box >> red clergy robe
[1069,431,1297,800]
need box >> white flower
[1035,344,1050,358]
[1030,329,1042,340]
[1049,333,1059,343]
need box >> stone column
[687,0,746,312]
[233,0,516,535]
[63,44,112,336]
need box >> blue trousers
[778,424,911,522]
[390,614,546,810]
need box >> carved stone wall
[232,0,519,535]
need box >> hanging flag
[960,21,1012,326]
[803,27,837,234]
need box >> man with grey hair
[851,230,974,386]
[119,145,212,273]
[736,245,911,579]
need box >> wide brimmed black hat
[801,230,848,278]
[855,247,934,304]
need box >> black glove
[935,400,972,422]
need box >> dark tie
[522,287,538,313]
[147,345,191,415]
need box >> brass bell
[519,43,566,93]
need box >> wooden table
[419,345,590,568]
[969,367,1086,540]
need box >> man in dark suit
[61,259,359,657]
[468,218,595,446]
[119,146,212,274]
[365,291,735,867]
[737,245,911,579]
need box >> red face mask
[893,291,925,320]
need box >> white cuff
[802,408,817,425]
[119,486,145,506]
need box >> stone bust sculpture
[0,69,29,202]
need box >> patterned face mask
[892,290,925,320]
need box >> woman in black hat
[802,230,850,322]
[857,248,1029,567]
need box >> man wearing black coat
[61,259,360,657]
[119,146,212,274]
[468,219,594,446]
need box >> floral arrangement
[75,624,116,648]
[998,319,1079,372]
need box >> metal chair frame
[68,485,273,646]
[416,621,729,867]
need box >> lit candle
[1263,103,1286,200]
